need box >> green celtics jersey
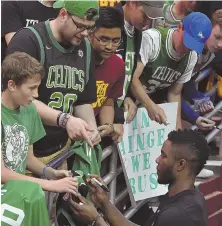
[118,34,135,106]
[140,27,193,95]
[163,2,181,26]
[1,180,50,226]
[1,103,45,174]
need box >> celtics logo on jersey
[2,124,29,174]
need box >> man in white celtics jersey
[155,0,197,28]
[131,12,212,129]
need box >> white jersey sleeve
[176,51,198,84]
[139,29,161,66]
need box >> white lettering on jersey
[25,19,39,27]
[1,204,25,226]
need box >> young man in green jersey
[6,0,101,164]
[1,52,78,195]
[130,12,212,129]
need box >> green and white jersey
[117,20,136,106]
[155,3,181,28]
[197,51,215,71]
[1,180,50,226]
[139,27,197,95]
[1,103,45,174]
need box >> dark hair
[2,52,45,91]
[86,8,99,20]
[212,9,222,28]
[168,129,210,176]
[95,7,124,30]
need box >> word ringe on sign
[119,128,165,155]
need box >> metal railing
[46,141,149,220]
[47,147,73,168]
[191,101,222,132]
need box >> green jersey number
[1,204,25,226]
[48,92,77,113]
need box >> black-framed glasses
[94,35,122,47]
[71,17,96,34]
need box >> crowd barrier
[45,67,221,222]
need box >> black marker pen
[88,174,109,192]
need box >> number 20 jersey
[29,21,92,156]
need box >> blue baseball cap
[182,12,212,54]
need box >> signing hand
[147,102,168,125]
[66,116,93,147]
[68,194,99,224]
[196,117,215,131]
[87,175,109,209]
[124,97,137,123]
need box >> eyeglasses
[71,17,96,34]
[94,35,122,47]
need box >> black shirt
[1,0,59,61]
[195,1,222,19]
[144,189,208,226]
[6,21,96,157]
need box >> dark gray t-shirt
[144,189,208,226]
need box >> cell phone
[78,183,89,198]
[90,177,109,192]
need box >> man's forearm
[131,77,153,109]
[99,106,114,125]
[33,99,61,126]
[1,163,52,191]
[2,167,47,187]
[95,216,109,226]
[99,99,115,125]
[74,104,97,129]
[102,201,138,226]
[26,145,55,179]
[168,93,182,129]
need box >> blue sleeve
[181,99,200,124]
[183,80,205,103]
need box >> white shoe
[197,168,214,178]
